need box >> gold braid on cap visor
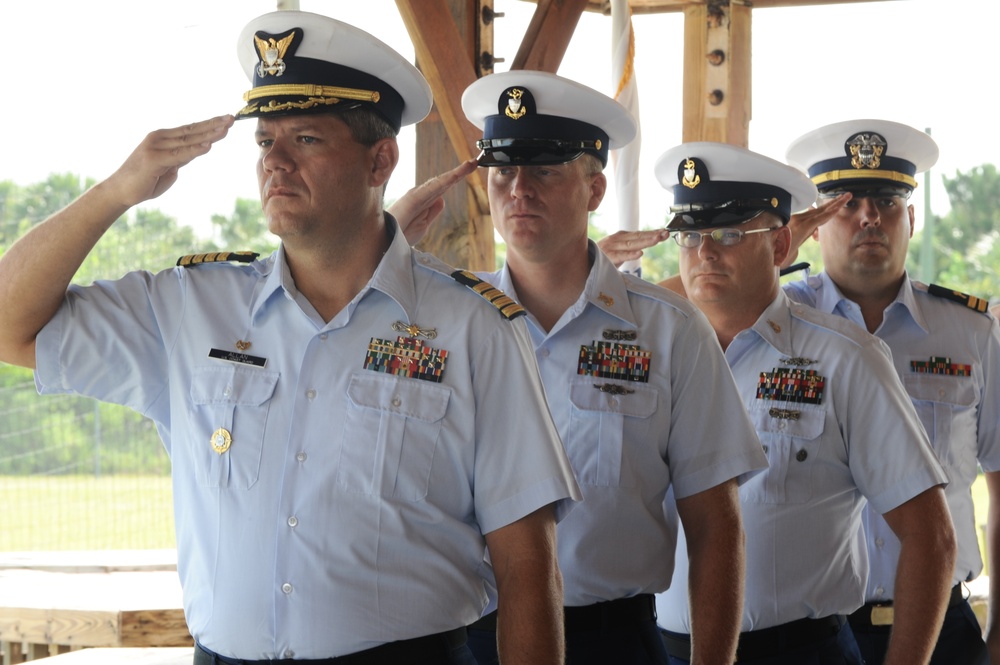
[238,84,381,116]
[811,169,917,189]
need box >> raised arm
[388,158,478,246]
[676,478,744,665]
[880,485,956,665]
[596,228,671,268]
[781,192,851,268]
[485,504,564,665]
[0,115,234,368]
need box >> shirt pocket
[902,375,976,468]
[566,379,658,488]
[744,403,825,504]
[336,372,450,501]
[189,365,279,489]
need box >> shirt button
[319,333,328,341]
[795,449,808,462]
[609,398,619,408]
[538,348,550,359]
[223,385,233,397]
[305,389,317,400]
[287,516,298,528]
[296,452,307,462]
[875,537,884,547]
[762,445,769,455]
[778,421,786,430]
[392,396,402,407]
[282,583,293,594]
[874,586,885,597]
[284,652,295,659]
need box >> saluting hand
[390,159,478,246]
[597,228,671,269]
[106,115,235,208]
[781,192,851,268]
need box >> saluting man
[651,142,956,665]
[397,70,768,665]
[784,119,1000,665]
[0,10,582,665]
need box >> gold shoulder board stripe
[451,270,526,320]
[928,284,989,313]
[177,251,261,267]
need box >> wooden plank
[0,570,189,649]
[511,0,590,72]
[29,647,194,665]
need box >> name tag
[209,348,267,368]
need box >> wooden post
[681,0,751,147]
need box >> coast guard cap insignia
[682,158,701,189]
[505,87,527,120]
[846,132,887,170]
[254,30,296,77]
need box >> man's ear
[370,138,399,187]
[773,224,792,267]
[588,172,607,212]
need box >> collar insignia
[846,131,887,170]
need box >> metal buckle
[870,605,894,626]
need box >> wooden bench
[0,569,190,664]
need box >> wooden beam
[681,1,751,146]
[396,0,487,209]
[511,0,590,72]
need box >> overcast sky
[2,0,994,239]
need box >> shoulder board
[176,251,260,268]
[927,284,990,314]
[451,270,526,320]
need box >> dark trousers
[194,629,475,665]
[662,616,863,665]
[848,599,988,665]
[468,595,669,665]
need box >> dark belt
[661,615,845,661]
[848,582,965,629]
[194,628,467,665]
[468,594,657,634]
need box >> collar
[250,215,417,324]
[814,270,928,334]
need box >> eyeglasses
[672,226,781,248]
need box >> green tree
[910,165,1000,299]
[211,197,277,253]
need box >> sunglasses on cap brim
[475,137,601,167]
[666,198,782,230]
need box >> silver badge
[254,33,295,78]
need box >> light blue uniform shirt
[35,219,581,660]
[658,292,947,632]
[482,243,766,607]
[785,271,1000,600]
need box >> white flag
[610,0,642,276]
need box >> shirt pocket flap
[190,366,279,406]
[568,380,657,418]
[902,374,976,408]
[347,373,450,423]
[750,403,825,440]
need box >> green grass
[0,475,175,551]
[0,473,992,565]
